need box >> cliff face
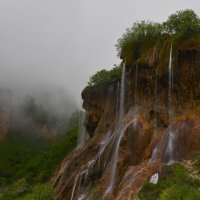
[51,39,200,200]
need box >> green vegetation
[88,65,122,87]
[164,9,200,39]
[0,111,79,199]
[22,125,78,183]
[0,137,51,186]
[86,9,200,90]
[0,181,54,200]
[138,164,200,200]
[117,9,200,58]
[116,21,163,61]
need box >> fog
[0,0,199,107]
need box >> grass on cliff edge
[138,164,200,200]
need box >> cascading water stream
[77,111,88,148]
[104,62,128,196]
[119,63,126,119]
[148,68,158,163]
[70,62,137,199]
[168,44,173,130]
[104,116,137,196]
[134,65,138,105]
[115,82,120,124]
[165,44,176,165]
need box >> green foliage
[18,184,54,200]
[160,185,200,200]
[116,9,200,61]
[0,179,28,200]
[138,164,200,200]
[88,65,122,87]
[86,10,200,90]
[116,21,163,59]
[164,9,200,39]
[22,125,78,183]
[0,138,51,186]
[0,183,54,200]
[0,111,79,199]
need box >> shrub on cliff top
[116,21,163,59]
[164,9,200,39]
[116,9,200,59]
[87,65,122,87]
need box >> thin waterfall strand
[119,63,126,119]
[166,44,176,165]
[104,115,137,196]
[77,111,88,147]
[134,65,138,105]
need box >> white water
[165,44,176,165]
[70,131,113,200]
[70,62,137,199]
[104,115,137,196]
[148,69,158,163]
[104,62,127,195]
[119,63,126,119]
[154,68,158,131]
[77,111,88,147]
[134,65,138,105]
[168,44,173,127]
[70,174,80,200]
[115,82,120,123]
[148,146,158,163]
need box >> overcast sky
[0,0,199,105]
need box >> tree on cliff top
[116,9,200,58]
[164,9,200,39]
[116,21,163,58]
[88,65,121,87]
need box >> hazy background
[0,0,199,106]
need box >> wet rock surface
[51,40,200,199]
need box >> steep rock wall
[51,39,200,200]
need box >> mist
[0,0,199,105]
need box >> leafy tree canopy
[116,21,163,58]
[116,9,200,57]
[86,10,200,90]
[88,65,122,87]
[164,9,200,39]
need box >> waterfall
[71,62,131,199]
[134,65,138,105]
[148,146,158,163]
[115,82,120,123]
[70,174,80,200]
[168,44,173,126]
[148,69,158,163]
[119,63,126,119]
[154,68,158,131]
[165,44,177,165]
[104,63,128,196]
[104,112,137,196]
[77,111,88,148]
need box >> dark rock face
[51,40,200,200]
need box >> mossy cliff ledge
[51,10,200,200]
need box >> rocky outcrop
[51,39,200,199]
